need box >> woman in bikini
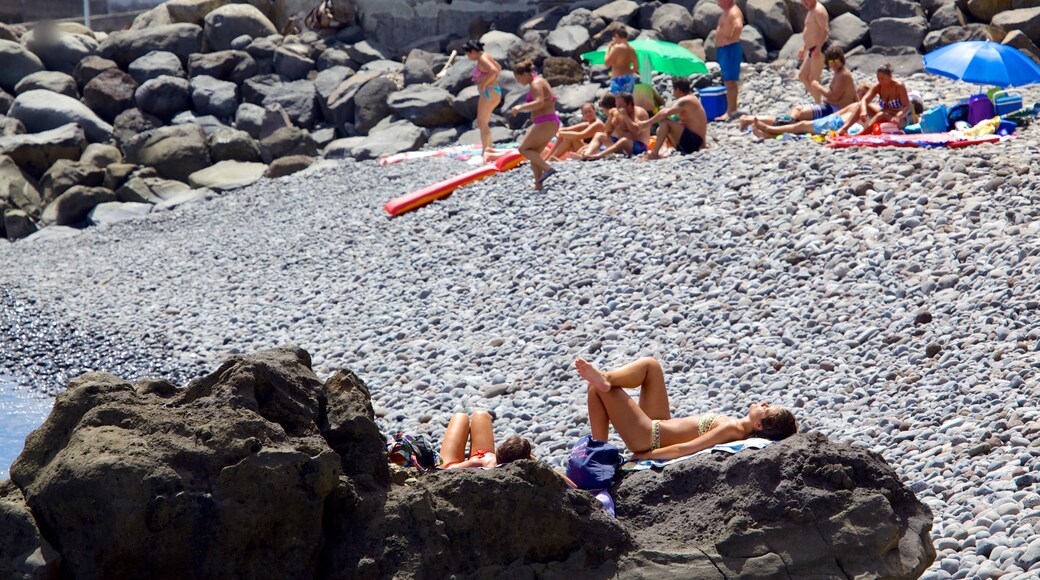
[837,63,913,136]
[439,410,533,468]
[574,357,797,460]
[463,40,503,155]
[510,59,559,190]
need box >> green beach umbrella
[581,38,709,76]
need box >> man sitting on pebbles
[579,93,650,159]
[639,77,708,159]
[547,98,611,161]
[788,46,856,122]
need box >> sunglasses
[827,59,841,65]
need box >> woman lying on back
[575,357,797,460]
[438,410,532,468]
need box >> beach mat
[620,438,774,472]
[826,133,1002,149]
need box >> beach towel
[620,438,774,472]
[379,143,520,166]
[825,132,1002,149]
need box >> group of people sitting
[435,356,798,476]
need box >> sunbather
[575,357,797,460]
[510,59,559,189]
[837,63,913,135]
[580,92,650,159]
[789,46,857,121]
[639,76,708,159]
[547,98,611,160]
[752,83,874,137]
[439,410,533,468]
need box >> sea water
[0,375,52,480]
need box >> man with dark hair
[788,45,856,121]
[605,29,639,95]
[580,92,650,158]
[639,77,708,158]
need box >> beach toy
[384,164,500,216]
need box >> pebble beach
[2,63,1040,577]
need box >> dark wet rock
[135,75,192,122]
[188,50,257,84]
[82,69,139,123]
[99,24,203,68]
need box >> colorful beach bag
[387,432,441,471]
[566,435,622,490]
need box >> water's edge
[0,375,53,480]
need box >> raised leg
[576,357,670,419]
[468,410,495,455]
[440,413,471,464]
[586,385,654,452]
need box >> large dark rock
[829,12,870,52]
[241,74,284,105]
[72,55,118,91]
[188,50,257,83]
[208,127,261,162]
[40,185,116,225]
[14,72,78,98]
[386,85,464,128]
[99,23,203,68]
[0,91,12,116]
[860,0,925,21]
[614,432,935,578]
[261,80,318,129]
[559,8,608,38]
[542,56,586,86]
[83,69,139,124]
[547,25,592,58]
[8,90,112,143]
[650,3,696,43]
[234,102,292,140]
[203,4,278,52]
[128,51,186,85]
[124,124,212,182]
[747,0,795,50]
[135,75,192,122]
[38,159,105,205]
[3,208,38,240]
[314,67,355,121]
[343,40,390,66]
[593,0,641,25]
[0,154,42,216]
[190,75,239,120]
[265,154,313,178]
[0,123,86,179]
[351,120,427,160]
[0,40,45,93]
[259,126,318,163]
[273,45,315,81]
[992,7,1040,40]
[846,46,926,75]
[0,480,60,575]
[923,23,995,52]
[112,108,162,150]
[431,60,475,95]
[401,58,435,86]
[964,0,1013,22]
[692,1,724,39]
[824,0,864,18]
[870,16,929,50]
[353,76,396,135]
[930,2,968,30]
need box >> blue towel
[620,438,774,472]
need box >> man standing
[605,29,639,95]
[640,77,708,159]
[715,0,744,121]
[798,0,830,103]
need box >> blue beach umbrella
[923,40,1040,88]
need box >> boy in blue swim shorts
[714,0,744,120]
[604,29,640,95]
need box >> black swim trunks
[677,128,704,154]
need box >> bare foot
[714,112,730,122]
[575,358,611,392]
[738,116,757,131]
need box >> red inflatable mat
[826,133,1002,149]
[384,164,499,216]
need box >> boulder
[203,4,278,52]
[965,0,1013,22]
[8,90,112,143]
[614,432,935,577]
[558,9,608,38]
[343,40,390,65]
[128,51,186,85]
[0,154,42,215]
[72,56,118,91]
[313,67,355,116]
[823,0,863,17]
[402,58,435,86]
[870,16,930,50]
[322,137,365,159]
[593,0,641,25]
[692,2,725,41]
[860,0,925,21]
[187,50,257,83]
[124,124,212,182]
[9,347,340,579]
[0,123,86,179]
[846,46,925,75]
[99,24,203,68]
[162,0,237,25]
[679,38,706,59]
[273,45,314,81]
[80,143,123,168]
[351,120,427,160]
[456,126,512,147]
[450,86,480,120]
[553,83,601,113]
[259,126,318,163]
[650,3,696,43]
[740,25,769,63]
[542,56,586,86]
[188,159,266,189]
[930,2,968,30]
[14,71,78,98]
[923,23,995,52]
[264,155,313,178]
[191,75,239,120]
[317,47,358,71]
[747,0,794,50]
[829,12,870,52]
[433,60,476,95]
[779,31,804,59]
[261,80,318,129]
[208,127,261,162]
[519,7,568,36]
[102,163,138,191]
[4,208,38,240]
[135,75,192,122]
[112,108,162,150]
[547,25,593,58]
[386,85,464,128]
[1003,28,1040,64]
[0,40,45,93]
[86,201,152,226]
[115,175,190,204]
[480,31,525,64]
[82,69,138,123]
[242,74,284,105]
[22,27,98,75]
[40,185,116,225]
[353,76,396,135]
[234,102,292,140]
[0,91,12,116]
[992,7,1040,41]
[38,159,105,204]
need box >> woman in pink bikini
[574,357,797,460]
[439,410,533,468]
[463,40,502,154]
[510,59,559,190]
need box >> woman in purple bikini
[463,40,502,155]
[510,59,559,190]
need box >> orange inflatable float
[383,163,499,216]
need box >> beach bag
[387,432,441,471]
[947,101,969,126]
[566,435,622,490]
